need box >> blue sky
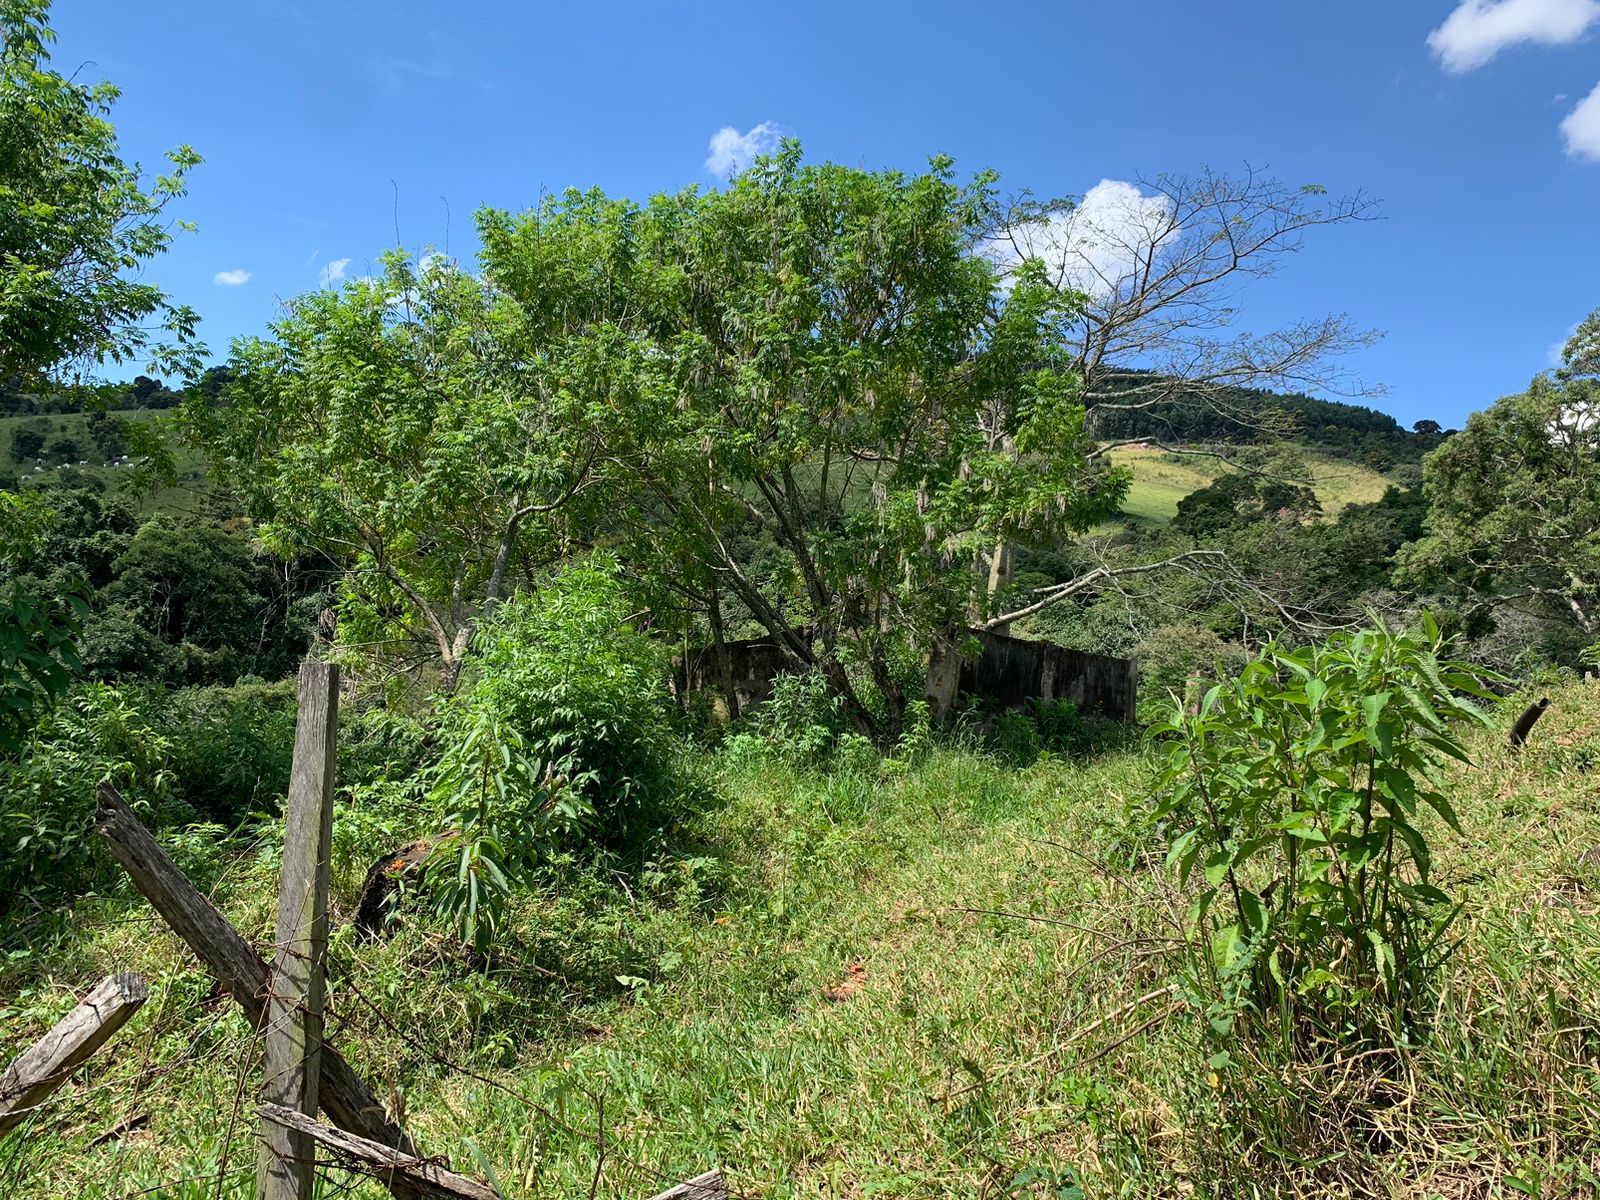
[54,0,1600,427]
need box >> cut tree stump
[1509,697,1550,747]
[0,972,148,1138]
[353,837,440,940]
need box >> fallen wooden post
[257,1104,501,1200]
[259,662,340,1200]
[93,782,420,1181]
[644,1169,727,1199]
[0,972,149,1138]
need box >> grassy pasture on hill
[1111,445,1395,525]
[4,682,1598,1197]
[0,409,209,513]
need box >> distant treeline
[0,366,234,417]
[1089,375,1453,470]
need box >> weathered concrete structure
[951,629,1138,723]
[676,630,1139,724]
[672,636,795,717]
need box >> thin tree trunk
[706,578,740,722]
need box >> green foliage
[421,558,682,947]
[158,681,296,822]
[9,416,45,460]
[0,575,83,755]
[1399,326,1600,653]
[190,248,621,688]
[0,0,201,383]
[733,670,849,764]
[1149,614,1493,1054]
[1170,471,1320,537]
[961,696,1110,766]
[0,490,84,754]
[0,683,171,905]
[0,678,297,911]
[480,146,1128,741]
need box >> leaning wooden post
[0,972,149,1138]
[258,661,340,1200]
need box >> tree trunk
[984,539,1013,635]
[706,579,740,722]
[925,634,964,725]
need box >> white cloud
[318,257,352,288]
[1560,79,1600,159]
[988,179,1178,301]
[1427,0,1600,73]
[705,122,781,179]
[213,268,252,287]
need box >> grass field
[0,409,212,513]
[5,680,1599,1197]
[1111,444,1396,525]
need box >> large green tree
[0,0,201,385]
[483,148,1129,738]
[1398,309,1600,644]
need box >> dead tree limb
[0,972,148,1138]
[644,1169,728,1200]
[984,550,1227,629]
[257,1103,501,1200]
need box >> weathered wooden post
[258,661,340,1200]
[0,972,149,1138]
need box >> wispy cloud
[1427,0,1600,73]
[1560,80,1600,160]
[705,122,781,179]
[318,257,351,288]
[1548,318,1583,366]
[371,54,453,87]
[213,268,252,287]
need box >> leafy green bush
[0,684,174,908]
[421,558,684,946]
[1149,614,1493,1056]
[734,670,848,764]
[159,681,296,822]
[958,695,1113,766]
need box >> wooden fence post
[258,661,340,1200]
[0,972,148,1138]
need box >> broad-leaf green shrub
[723,670,848,766]
[957,695,1115,766]
[1149,614,1493,1056]
[159,681,296,823]
[0,684,174,909]
[421,558,685,947]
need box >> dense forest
[4,2,1600,1196]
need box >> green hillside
[0,409,211,512]
[1111,444,1397,524]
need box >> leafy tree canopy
[0,0,200,385]
[189,249,626,690]
[482,147,1128,738]
[1398,310,1600,646]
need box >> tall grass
[3,684,1599,1196]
